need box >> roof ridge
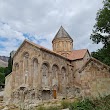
[72,49,88,51]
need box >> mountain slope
[0,59,8,67]
[0,56,9,62]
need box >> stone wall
[4,73,12,104]
[72,52,90,71]
[5,41,78,105]
[74,59,110,98]
[5,40,110,106]
[52,37,73,57]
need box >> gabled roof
[67,49,89,60]
[79,57,110,73]
[13,39,89,61]
[13,39,69,60]
[52,26,73,42]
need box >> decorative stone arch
[41,61,50,67]
[14,62,19,72]
[22,52,29,69]
[41,61,50,73]
[41,62,49,77]
[52,64,59,79]
[21,51,30,84]
[41,61,50,88]
[61,66,66,78]
[31,57,38,86]
[51,64,59,99]
[32,58,38,70]
[21,50,30,59]
[58,66,67,92]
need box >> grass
[69,95,110,110]
[37,106,46,110]
[61,100,70,109]
[32,95,110,110]
[36,106,60,110]
[9,95,110,110]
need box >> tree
[5,53,13,76]
[0,52,13,84]
[90,0,110,46]
[91,44,110,66]
[90,0,110,66]
[0,72,5,84]
[0,67,5,84]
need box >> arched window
[42,63,49,77]
[23,52,29,84]
[42,63,49,87]
[52,65,58,78]
[61,67,66,79]
[32,58,38,86]
[15,63,19,72]
[61,67,66,85]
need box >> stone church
[4,26,110,105]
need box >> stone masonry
[4,26,110,106]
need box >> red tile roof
[13,39,88,61]
[67,49,88,60]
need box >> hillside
[0,59,8,67]
[0,56,9,62]
[0,56,8,67]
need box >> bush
[36,95,110,110]
[69,95,110,110]
[69,99,95,110]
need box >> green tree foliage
[90,0,110,46]
[0,73,5,84]
[5,53,13,76]
[0,67,5,73]
[90,0,110,66]
[0,52,13,84]
[91,44,110,66]
[0,67,5,84]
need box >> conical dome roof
[52,26,73,42]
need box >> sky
[0,0,104,56]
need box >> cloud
[0,0,103,56]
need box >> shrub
[36,95,110,110]
[69,99,95,110]
[69,95,110,110]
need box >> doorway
[53,90,57,99]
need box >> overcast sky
[0,0,103,56]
